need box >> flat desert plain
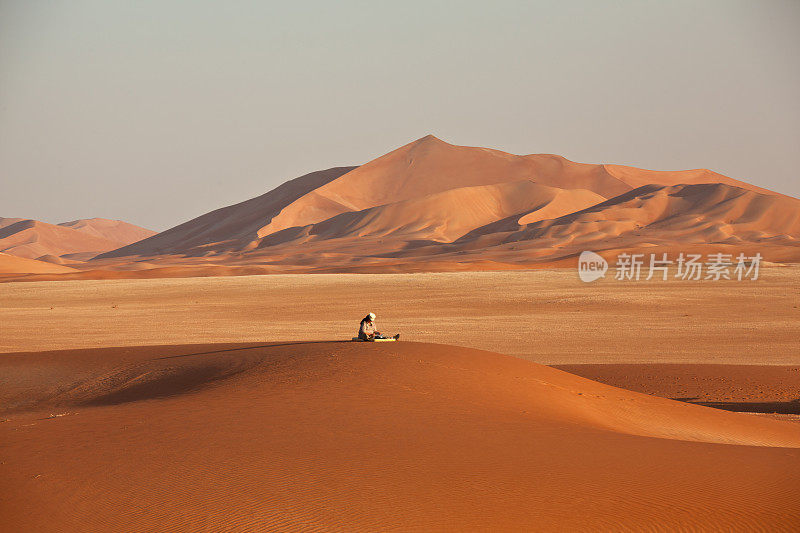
[2,267,798,364]
[2,268,800,531]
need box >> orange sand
[29,135,787,280]
[3,342,800,531]
[0,217,155,261]
[2,269,798,365]
[556,364,800,414]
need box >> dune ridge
[460,182,800,249]
[6,135,800,278]
[0,217,155,261]
[58,218,156,244]
[259,180,607,247]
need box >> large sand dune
[3,341,799,531]
[98,166,357,258]
[61,135,799,279]
[260,181,605,246]
[256,135,774,237]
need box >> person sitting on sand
[359,312,379,340]
[357,313,400,341]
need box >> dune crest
[0,217,155,266]
[58,218,156,243]
[8,135,800,278]
[500,182,800,246]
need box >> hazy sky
[2,0,798,231]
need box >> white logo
[578,251,608,282]
[577,251,761,282]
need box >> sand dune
[34,253,86,265]
[3,341,800,531]
[0,252,77,274]
[555,364,800,415]
[603,163,781,196]
[0,219,123,259]
[260,181,606,246]
[257,135,775,236]
[0,217,26,229]
[0,217,155,265]
[58,218,156,244]
[83,135,800,278]
[99,167,356,258]
[458,183,800,252]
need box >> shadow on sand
[155,341,350,360]
[79,342,352,407]
[674,397,800,415]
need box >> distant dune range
[0,217,155,263]
[3,135,799,278]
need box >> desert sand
[2,269,798,365]
[3,341,800,531]
[554,364,800,416]
[3,268,799,530]
[0,252,77,274]
[3,134,800,530]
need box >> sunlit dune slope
[259,181,606,246]
[0,252,77,274]
[0,217,155,261]
[0,219,130,259]
[258,135,775,237]
[3,342,800,531]
[94,136,790,264]
[58,218,156,244]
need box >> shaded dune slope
[98,166,357,258]
[555,364,800,415]
[3,342,800,531]
[460,182,800,249]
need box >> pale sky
[1,0,798,231]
